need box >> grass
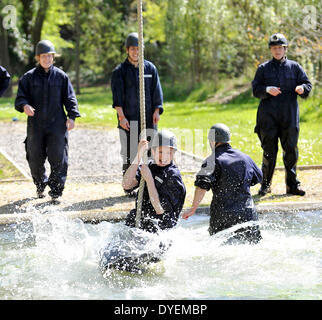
[1,82,321,168]
[0,153,24,180]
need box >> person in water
[182,123,263,244]
[123,129,186,233]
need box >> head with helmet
[35,40,57,70]
[208,123,231,150]
[151,129,177,167]
[268,33,288,61]
[125,32,140,65]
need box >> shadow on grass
[253,193,295,204]
[0,195,134,215]
[62,195,134,212]
[0,197,36,214]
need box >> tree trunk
[31,0,49,49]
[26,0,49,69]
[20,0,34,41]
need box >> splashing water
[0,206,321,300]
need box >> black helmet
[125,32,139,48]
[268,33,288,48]
[151,130,177,150]
[208,123,231,143]
[36,40,56,56]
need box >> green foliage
[300,90,322,122]
[1,0,321,165]
[1,0,321,90]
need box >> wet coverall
[0,65,10,97]
[111,59,163,173]
[125,161,186,233]
[15,65,80,196]
[195,144,263,243]
[252,58,312,190]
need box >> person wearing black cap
[123,130,186,233]
[182,124,263,244]
[0,65,10,97]
[15,40,80,201]
[111,32,164,197]
[252,33,312,197]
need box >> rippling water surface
[0,208,321,300]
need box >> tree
[19,0,49,70]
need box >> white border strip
[0,147,31,180]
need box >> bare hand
[181,208,195,220]
[23,104,35,116]
[66,119,75,131]
[153,109,160,125]
[137,139,149,161]
[295,85,304,95]
[120,117,130,131]
[267,87,282,96]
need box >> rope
[135,0,146,228]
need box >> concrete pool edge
[0,201,321,225]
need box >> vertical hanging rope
[135,0,146,228]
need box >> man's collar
[272,56,287,65]
[36,64,54,75]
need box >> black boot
[37,190,46,199]
[258,185,271,196]
[286,186,305,196]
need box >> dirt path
[0,121,321,223]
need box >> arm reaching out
[182,187,207,219]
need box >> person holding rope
[15,40,80,201]
[0,65,10,97]
[252,33,312,197]
[123,130,186,233]
[111,32,164,197]
[182,124,263,244]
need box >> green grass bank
[1,82,321,168]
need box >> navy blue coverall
[125,161,186,233]
[111,58,163,173]
[195,144,263,242]
[252,58,312,190]
[0,66,10,97]
[15,65,80,196]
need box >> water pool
[0,208,321,300]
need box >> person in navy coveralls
[15,40,80,200]
[0,65,10,97]
[252,33,312,197]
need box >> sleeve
[194,174,213,191]
[159,175,186,229]
[151,65,164,114]
[296,63,312,99]
[0,66,10,97]
[194,156,217,191]
[14,75,31,112]
[252,65,270,100]
[63,75,80,120]
[250,160,263,186]
[135,165,142,184]
[111,67,124,108]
